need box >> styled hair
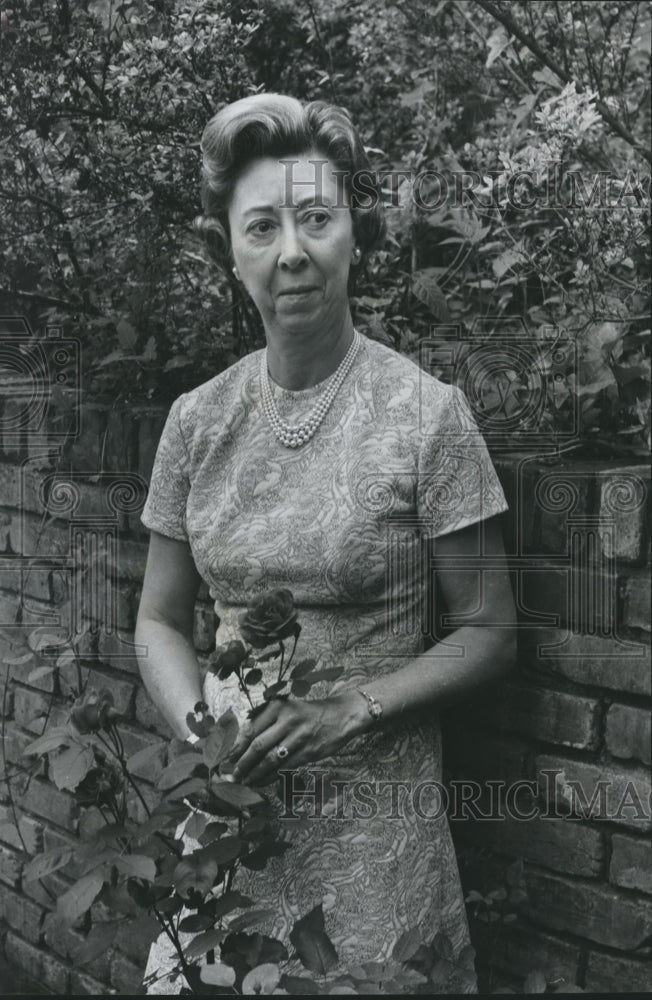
[193,93,386,269]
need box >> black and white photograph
[0,1,650,995]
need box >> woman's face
[227,151,357,340]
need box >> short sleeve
[417,384,508,538]
[141,396,191,541]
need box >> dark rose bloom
[208,640,247,680]
[238,589,298,649]
[70,687,120,734]
[75,756,124,807]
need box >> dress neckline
[262,332,367,401]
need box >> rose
[70,687,120,734]
[208,640,247,680]
[238,589,299,649]
[75,755,124,807]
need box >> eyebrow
[242,195,332,216]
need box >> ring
[275,745,289,761]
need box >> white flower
[534,82,602,142]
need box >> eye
[304,210,330,227]
[248,219,275,236]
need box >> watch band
[357,688,383,722]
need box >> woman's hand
[230,693,369,786]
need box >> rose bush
[208,640,248,680]
[238,589,300,648]
[70,687,120,734]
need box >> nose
[277,223,308,270]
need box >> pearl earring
[232,266,240,280]
[352,247,362,264]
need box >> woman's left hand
[229,693,367,786]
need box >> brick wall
[0,379,650,994]
[445,455,651,993]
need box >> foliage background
[1,0,650,454]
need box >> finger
[238,733,300,785]
[233,723,290,780]
[230,703,280,762]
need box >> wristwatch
[357,688,383,723]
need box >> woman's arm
[350,514,516,721]
[231,515,516,784]
[135,531,204,739]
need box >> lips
[278,286,318,296]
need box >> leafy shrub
[0,0,649,447]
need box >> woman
[137,93,516,993]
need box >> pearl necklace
[260,329,360,448]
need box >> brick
[12,686,51,731]
[493,455,540,556]
[0,463,20,508]
[522,628,651,697]
[16,564,52,602]
[444,723,528,788]
[1,394,28,462]
[536,470,593,556]
[597,468,650,564]
[609,832,652,894]
[0,886,45,944]
[536,754,651,831]
[605,703,651,764]
[0,844,21,887]
[97,626,141,672]
[620,570,651,631]
[471,920,581,985]
[18,778,79,832]
[469,681,600,750]
[0,507,12,551]
[0,807,43,855]
[194,602,218,653]
[110,949,145,994]
[455,814,603,877]
[13,686,69,734]
[585,949,652,993]
[113,537,148,582]
[69,968,111,995]
[0,587,21,628]
[5,930,69,993]
[57,663,135,718]
[520,564,618,633]
[7,508,70,559]
[22,869,71,909]
[135,688,175,739]
[523,868,652,949]
[42,914,85,962]
[2,721,42,771]
[43,915,113,983]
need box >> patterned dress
[141,333,507,992]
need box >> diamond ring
[275,745,289,761]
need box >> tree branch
[474,0,651,163]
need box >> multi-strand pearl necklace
[260,329,361,448]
